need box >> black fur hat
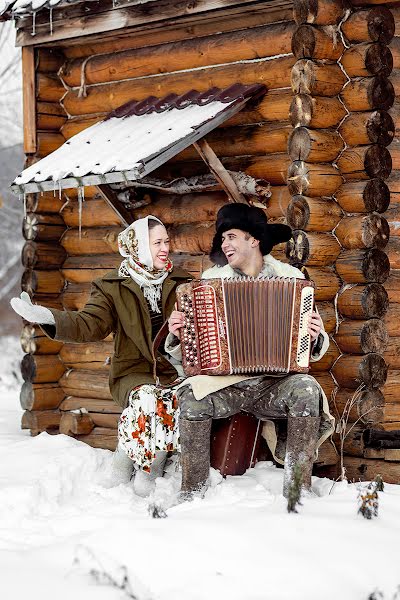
[210,203,293,266]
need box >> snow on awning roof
[12,84,266,195]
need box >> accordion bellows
[176,277,315,376]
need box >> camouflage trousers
[176,374,321,422]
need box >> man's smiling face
[221,228,260,271]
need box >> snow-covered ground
[1,335,400,600]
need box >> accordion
[176,277,315,377]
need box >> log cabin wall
[15,0,400,479]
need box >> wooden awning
[11,84,266,195]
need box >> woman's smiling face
[149,224,170,269]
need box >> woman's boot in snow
[283,416,321,498]
[133,451,168,498]
[179,418,212,500]
[107,442,134,486]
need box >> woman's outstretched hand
[168,306,185,339]
[10,292,55,325]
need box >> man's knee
[284,374,321,418]
[176,386,214,421]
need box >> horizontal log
[63,55,296,116]
[61,21,295,88]
[338,110,395,147]
[287,127,344,163]
[343,456,400,484]
[61,254,121,283]
[386,170,400,205]
[169,223,215,254]
[291,59,347,96]
[23,213,66,242]
[21,409,61,432]
[77,427,118,451]
[335,318,388,354]
[335,248,390,283]
[313,372,337,398]
[155,154,291,186]
[385,237,400,269]
[332,388,385,425]
[384,270,400,302]
[303,266,341,301]
[25,191,65,214]
[383,303,400,336]
[20,324,63,354]
[314,439,339,467]
[383,206,400,238]
[341,42,393,77]
[335,179,390,213]
[59,412,95,436]
[287,161,343,196]
[21,269,65,295]
[340,76,394,111]
[61,227,121,255]
[61,282,90,311]
[293,0,347,25]
[291,24,344,60]
[383,337,400,369]
[61,197,123,228]
[22,241,67,270]
[334,213,389,250]
[133,192,227,225]
[341,7,395,44]
[317,301,337,334]
[37,132,65,158]
[37,113,67,131]
[286,230,341,266]
[21,353,66,383]
[60,396,122,414]
[175,123,292,162]
[59,369,113,400]
[331,353,388,389]
[28,295,63,310]
[337,283,389,319]
[289,94,347,128]
[389,68,400,97]
[59,341,114,369]
[37,101,67,118]
[336,145,392,181]
[382,368,400,403]
[286,196,342,232]
[309,339,340,372]
[36,49,64,73]
[37,73,65,103]
[390,36,400,69]
[20,382,65,411]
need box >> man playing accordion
[167,203,334,499]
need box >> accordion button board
[176,277,315,377]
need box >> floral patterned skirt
[118,383,181,472]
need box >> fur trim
[202,254,305,280]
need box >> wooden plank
[15,0,291,47]
[22,47,36,154]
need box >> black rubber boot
[179,418,212,500]
[283,416,321,498]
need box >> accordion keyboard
[296,285,314,368]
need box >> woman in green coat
[11,216,192,496]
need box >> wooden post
[22,47,36,154]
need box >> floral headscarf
[118,216,173,313]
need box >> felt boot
[179,418,212,500]
[133,451,168,498]
[283,416,321,498]
[107,442,134,487]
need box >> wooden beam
[96,185,131,227]
[193,139,247,203]
[22,46,36,154]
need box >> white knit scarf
[118,216,173,313]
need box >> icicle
[53,179,56,196]
[31,11,36,37]
[49,7,53,36]
[58,180,62,200]
[78,186,83,239]
[23,193,27,218]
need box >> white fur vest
[202,254,305,280]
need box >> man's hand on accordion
[168,307,185,339]
[308,311,322,342]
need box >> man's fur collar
[202,254,305,280]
